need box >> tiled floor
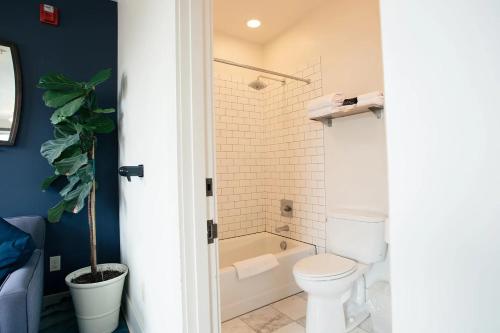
[222,292,373,333]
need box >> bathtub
[219,232,316,321]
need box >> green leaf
[54,127,68,139]
[38,74,84,91]
[48,201,66,223]
[86,69,111,88]
[76,164,94,183]
[43,90,86,108]
[63,199,78,213]
[64,182,93,214]
[53,122,78,138]
[41,175,60,191]
[92,108,115,114]
[86,92,97,110]
[59,175,80,197]
[41,134,80,164]
[50,97,86,125]
[85,115,115,133]
[64,182,89,200]
[57,145,82,162]
[54,154,88,176]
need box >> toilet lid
[294,253,357,280]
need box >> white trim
[122,294,143,333]
[176,0,218,332]
[202,0,222,331]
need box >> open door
[177,0,221,331]
[203,0,222,330]
[118,0,219,331]
[204,1,222,327]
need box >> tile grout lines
[221,292,373,333]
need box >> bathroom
[212,0,390,332]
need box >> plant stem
[88,139,98,277]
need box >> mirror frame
[0,41,22,146]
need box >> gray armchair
[0,216,45,333]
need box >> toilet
[293,210,387,333]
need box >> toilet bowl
[293,253,368,333]
[293,210,387,333]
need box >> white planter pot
[65,263,128,333]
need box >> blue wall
[0,0,119,295]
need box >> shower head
[248,75,286,91]
[248,78,268,90]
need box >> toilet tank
[327,210,387,264]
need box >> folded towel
[335,104,356,113]
[357,91,384,101]
[233,254,279,280]
[357,96,384,108]
[309,105,336,119]
[307,93,345,112]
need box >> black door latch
[206,178,213,197]
[207,220,218,244]
[119,165,144,182]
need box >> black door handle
[119,165,144,182]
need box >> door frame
[176,0,220,332]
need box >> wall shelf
[311,103,384,127]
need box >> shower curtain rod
[213,58,311,84]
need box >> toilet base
[305,294,369,333]
[306,295,346,333]
[345,308,369,332]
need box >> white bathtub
[219,232,316,321]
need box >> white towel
[307,93,345,112]
[357,91,384,101]
[233,254,279,280]
[357,96,384,108]
[335,104,356,113]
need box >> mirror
[0,41,21,146]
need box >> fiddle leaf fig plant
[38,69,115,276]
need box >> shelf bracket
[369,107,383,119]
[315,106,384,127]
[321,118,333,127]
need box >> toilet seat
[293,253,357,281]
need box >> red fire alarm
[40,4,59,26]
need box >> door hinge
[206,178,213,197]
[207,220,218,244]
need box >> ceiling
[214,0,328,45]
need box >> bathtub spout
[275,225,290,233]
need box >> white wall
[213,33,264,80]
[263,0,388,214]
[118,1,182,332]
[380,0,500,332]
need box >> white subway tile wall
[214,74,267,239]
[262,58,326,248]
[214,58,326,248]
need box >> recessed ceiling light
[246,19,261,29]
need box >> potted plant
[38,69,127,333]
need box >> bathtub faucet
[275,225,290,233]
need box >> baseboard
[42,291,71,308]
[122,293,144,333]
